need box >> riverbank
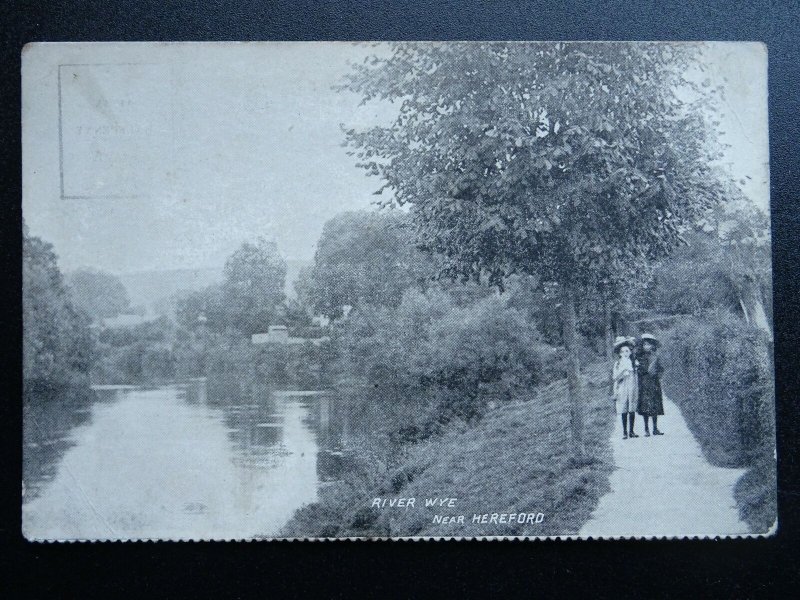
[280,362,614,538]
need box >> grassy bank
[280,362,614,538]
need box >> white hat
[640,333,660,346]
[613,336,633,352]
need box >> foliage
[343,42,724,289]
[334,287,553,440]
[220,238,287,335]
[96,316,174,347]
[343,42,727,452]
[92,316,177,384]
[175,239,289,335]
[641,192,772,337]
[734,455,777,534]
[699,193,772,337]
[173,327,216,379]
[660,311,775,533]
[174,284,227,331]
[172,330,336,390]
[661,312,774,468]
[66,268,131,321]
[639,232,734,315]
[281,362,614,538]
[23,228,94,389]
[305,210,435,318]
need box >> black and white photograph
[21,41,775,541]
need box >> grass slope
[282,362,614,538]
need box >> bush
[662,311,774,468]
[91,317,178,384]
[734,455,777,533]
[333,287,553,441]
[180,332,336,390]
[661,311,775,533]
[92,340,177,384]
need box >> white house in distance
[251,325,329,346]
[97,313,156,329]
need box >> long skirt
[637,375,664,416]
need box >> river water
[22,379,345,540]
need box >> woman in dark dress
[636,333,664,436]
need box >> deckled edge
[23,525,778,543]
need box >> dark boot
[621,414,628,439]
[628,413,638,437]
[653,416,664,435]
[643,416,650,436]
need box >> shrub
[333,287,553,440]
[661,311,775,533]
[92,340,177,384]
[734,455,777,533]
[662,311,774,468]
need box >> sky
[22,42,769,275]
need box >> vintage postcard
[22,41,775,541]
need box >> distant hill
[118,259,312,312]
[118,268,224,312]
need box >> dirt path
[580,397,749,538]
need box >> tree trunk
[740,278,773,342]
[750,293,773,342]
[604,296,614,395]
[560,283,585,457]
[738,295,750,324]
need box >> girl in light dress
[612,336,638,440]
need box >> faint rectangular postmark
[58,62,174,200]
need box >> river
[22,378,345,540]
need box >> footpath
[580,397,749,538]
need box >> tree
[708,194,772,340]
[306,211,434,318]
[343,42,726,454]
[174,285,226,332]
[646,190,772,340]
[221,238,287,335]
[66,268,130,321]
[23,226,93,389]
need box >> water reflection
[23,385,97,501]
[23,378,347,540]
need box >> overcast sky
[22,42,768,275]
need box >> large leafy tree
[23,227,93,388]
[221,238,287,335]
[343,42,726,453]
[305,211,434,318]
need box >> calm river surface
[22,379,344,540]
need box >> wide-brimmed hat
[640,333,660,347]
[613,336,633,353]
